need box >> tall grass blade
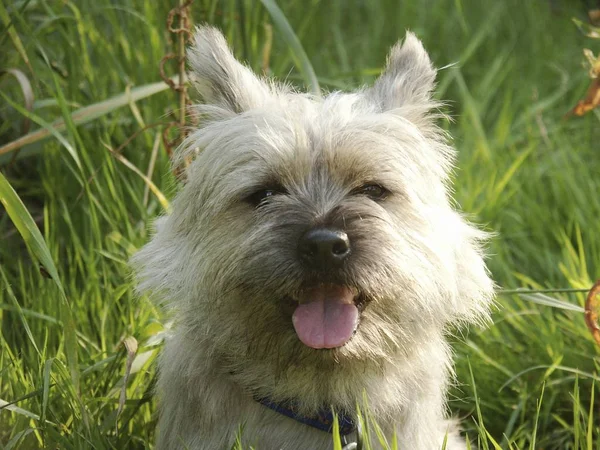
[331,413,343,450]
[104,144,171,212]
[3,428,35,450]
[519,293,585,312]
[573,376,580,450]
[0,398,40,420]
[0,2,32,72]
[0,68,34,135]
[0,92,82,170]
[0,79,173,158]
[0,171,80,393]
[587,380,594,450]
[0,268,40,356]
[529,382,545,449]
[259,0,320,95]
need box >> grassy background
[1,0,599,448]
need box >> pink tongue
[292,285,358,349]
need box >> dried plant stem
[584,280,600,348]
[178,0,188,133]
[160,0,193,174]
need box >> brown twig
[584,280,600,348]
[159,0,194,175]
[159,54,178,91]
[161,122,178,158]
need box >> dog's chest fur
[155,331,465,450]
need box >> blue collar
[256,397,356,436]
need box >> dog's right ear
[366,32,437,112]
[188,26,271,113]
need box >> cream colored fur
[132,26,494,450]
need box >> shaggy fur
[132,26,494,450]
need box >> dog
[132,25,494,450]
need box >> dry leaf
[585,281,600,348]
[567,48,600,117]
[569,77,600,117]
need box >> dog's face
[133,27,493,400]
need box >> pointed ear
[366,32,437,111]
[188,26,272,113]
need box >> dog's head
[133,26,493,397]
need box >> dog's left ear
[367,32,436,112]
[188,26,271,113]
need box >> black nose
[298,228,351,267]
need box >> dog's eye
[245,186,286,208]
[353,184,390,201]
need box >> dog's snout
[298,228,351,267]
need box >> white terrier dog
[133,26,494,450]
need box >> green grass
[1,0,599,448]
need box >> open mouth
[291,284,361,349]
